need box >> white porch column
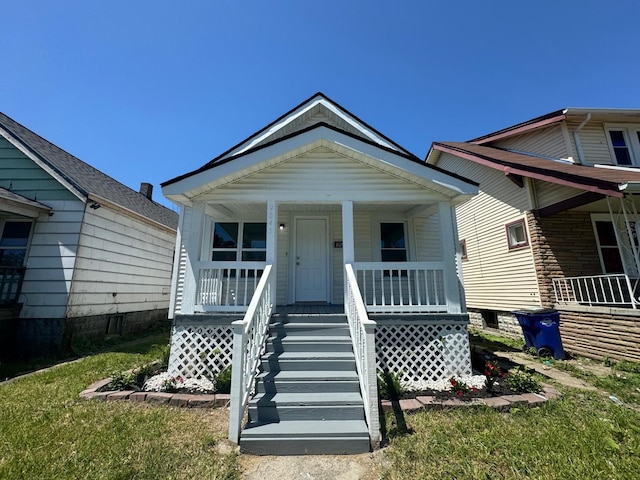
[181,202,206,314]
[266,200,278,307]
[342,201,355,264]
[438,201,462,314]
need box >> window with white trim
[605,125,640,166]
[506,219,529,250]
[211,222,266,262]
[593,219,624,273]
[0,220,32,267]
[380,222,407,262]
[459,239,468,261]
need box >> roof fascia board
[164,126,478,199]
[0,126,87,202]
[469,112,566,145]
[433,143,623,198]
[227,97,402,158]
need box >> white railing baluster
[552,274,637,309]
[228,264,273,444]
[344,264,380,448]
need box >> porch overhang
[162,125,478,206]
[0,187,51,218]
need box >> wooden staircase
[239,315,371,455]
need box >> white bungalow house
[0,111,178,359]
[161,93,478,454]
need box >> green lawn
[380,331,640,479]
[0,336,239,480]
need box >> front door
[294,218,328,302]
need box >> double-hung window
[0,220,32,267]
[211,222,266,262]
[380,222,407,262]
[605,125,640,167]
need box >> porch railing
[228,264,273,443]
[196,261,266,312]
[553,274,638,309]
[344,263,380,447]
[0,266,25,304]
[352,261,447,313]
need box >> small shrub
[378,370,405,398]
[484,360,506,391]
[215,365,232,393]
[449,376,477,398]
[160,344,171,369]
[161,375,184,393]
[108,370,137,390]
[506,367,542,393]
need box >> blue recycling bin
[513,309,565,360]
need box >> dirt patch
[239,449,385,480]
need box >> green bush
[108,370,137,390]
[506,367,542,393]
[215,365,232,393]
[378,370,405,398]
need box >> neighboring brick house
[0,112,178,358]
[426,108,640,362]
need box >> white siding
[437,153,541,310]
[202,148,444,203]
[172,206,191,315]
[533,180,586,210]
[331,212,342,304]
[414,214,442,261]
[67,205,175,317]
[566,121,614,165]
[20,200,84,318]
[494,125,569,159]
[276,210,290,306]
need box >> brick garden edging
[381,384,561,413]
[81,377,560,412]
[79,377,231,408]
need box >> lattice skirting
[168,323,233,379]
[375,323,472,382]
[168,319,471,384]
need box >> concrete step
[256,370,360,393]
[240,420,370,455]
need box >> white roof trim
[0,126,87,202]
[223,96,399,159]
[163,126,477,202]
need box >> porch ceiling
[204,201,433,217]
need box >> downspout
[572,112,591,165]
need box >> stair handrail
[344,263,381,448]
[228,264,273,443]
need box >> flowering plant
[484,360,506,391]
[449,376,477,398]
[161,375,184,393]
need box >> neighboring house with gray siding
[426,108,640,363]
[0,112,178,358]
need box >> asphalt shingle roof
[0,112,177,229]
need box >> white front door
[294,218,328,302]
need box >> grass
[381,390,640,479]
[381,330,640,479]
[0,334,239,480]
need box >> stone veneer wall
[468,310,522,338]
[527,210,602,307]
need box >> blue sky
[1,1,638,209]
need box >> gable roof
[0,112,178,229]
[431,142,640,198]
[469,107,640,145]
[162,92,424,188]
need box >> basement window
[105,314,124,336]
[506,219,529,250]
[459,239,468,261]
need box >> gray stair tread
[258,370,358,381]
[270,322,348,328]
[242,420,369,437]
[252,391,364,405]
[264,351,355,360]
[268,335,352,342]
